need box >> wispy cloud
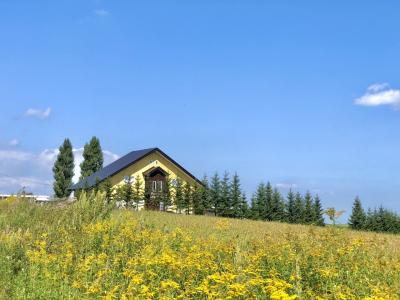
[24,107,51,119]
[93,9,109,17]
[275,182,298,189]
[0,147,119,195]
[354,83,400,108]
[8,139,19,146]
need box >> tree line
[349,197,400,234]
[52,138,325,226]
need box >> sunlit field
[1,194,399,299]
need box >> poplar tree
[80,136,103,179]
[209,173,221,216]
[313,195,325,226]
[303,191,315,224]
[53,138,75,198]
[349,196,366,230]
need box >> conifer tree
[162,177,172,211]
[192,184,204,215]
[286,190,296,223]
[253,183,267,220]
[174,178,184,213]
[220,172,231,217]
[293,192,305,224]
[230,173,244,218]
[101,178,113,203]
[209,173,221,216]
[303,191,315,224]
[132,175,144,211]
[123,176,133,205]
[53,138,75,198]
[349,196,366,230]
[183,182,192,214]
[313,194,325,226]
[80,136,103,179]
[240,192,249,218]
[271,188,286,222]
[199,175,211,213]
[250,194,259,220]
[264,182,274,220]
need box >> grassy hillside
[0,195,399,299]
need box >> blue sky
[1,1,400,220]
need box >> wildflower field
[0,194,399,299]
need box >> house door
[144,167,167,210]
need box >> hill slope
[0,195,399,299]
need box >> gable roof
[70,147,201,190]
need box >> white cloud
[275,182,297,189]
[8,139,19,146]
[0,150,33,161]
[24,107,51,119]
[94,9,109,17]
[354,84,400,108]
[0,147,119,195]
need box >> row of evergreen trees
[349,197,400,234]
[53,137,103,198]
[99,171,325,226]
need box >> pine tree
[293,192,305,224]
[183,182,192,214]
[53,138,75,198]
[286,190,296,223]
[230,173,243,218]
[264,182,274,221]
[192,185,204,215]
[303,191,315,224]
[250,194,259,220]
[174,178,184,213]
[220,172,231,217]
[123,176,133,205]
[209,173,221,216]
[348,196,366,230]
[80,136,104,179]
[238,192,249,219]
[254,183,267,220]
[200,175,211,213]
[271,188,286,221]
[101,178,113,203]
[313,194,325,226]
[162,177,172,211]
[132,175,144,211]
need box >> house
[70,147,202,211]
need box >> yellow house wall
[108,150,200,190]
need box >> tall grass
[0,195,399,299]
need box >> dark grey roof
[70,147,201,190]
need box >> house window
[152,181,157,191]
[157,181,163,192]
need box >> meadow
[0,194,399,299]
